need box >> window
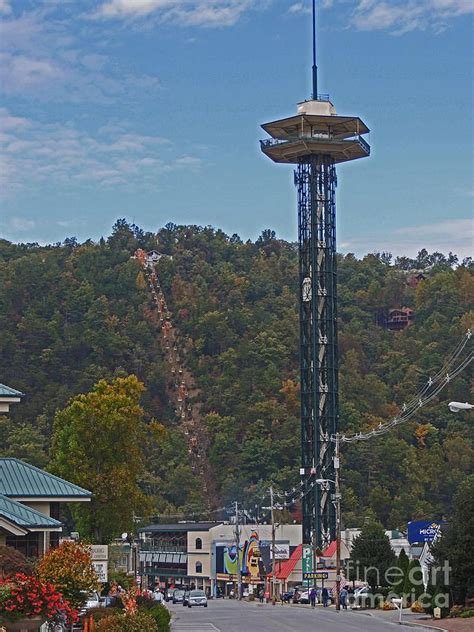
[195,537,202,550]
[195,561,202,574]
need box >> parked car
[78,591,101,616]
[352,586,372,609]
[172,589,185,604]
[299,590,310,604]
[187,589,208,608]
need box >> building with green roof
[0,383,24,413]
[0,457,91,558]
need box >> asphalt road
[168,599,418,632]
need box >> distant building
[138,522,301,596]
[386,307,415,331]
[406,272,426,288]
[0,383,24,413]
[342,527,411,558]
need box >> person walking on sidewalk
[340,586,348,610]
[321,586,329,607]
[309,587,317,608]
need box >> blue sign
[407,520,446,543]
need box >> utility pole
[234,501,242,600]
[311,528,317,592]
[270,485,276,605]
[335,433,341,611]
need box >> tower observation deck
[260,94,370,547]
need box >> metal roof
[139,522,223,533]
[0,383,24,397]
[0,494,62,530]
[268,544,302,580]
[0,458,92,499]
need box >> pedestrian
[153,588,163,603]
[309,587,316,608]
[258,588,264,603]
[340,586,348,610]
[321,586,329,607]
[293,589,300,604]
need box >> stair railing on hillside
[134,250,218,511]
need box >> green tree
[50,375,154,542]
[347,520,396,591]
[431,474,474,605]
[403,559,424,604]
[392,548,409,596]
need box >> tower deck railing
[260,135,370,154]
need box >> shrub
[96,610,158,631]
[449,605,464,618]
[459,610,474,619]
[136,593,156,610]
[82,606,122,622]
[0,546,33,577]
[37,541,99,610]
[145,604,171,632]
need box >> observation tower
[260,2,370,548]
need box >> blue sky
[0,0,472,257]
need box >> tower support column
[297,155,338,548]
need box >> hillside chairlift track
[134,249,219,511]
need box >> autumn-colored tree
[1,226,472,526]
[37,540,99,609]
[50,375,154,542]
[0,545,33,577]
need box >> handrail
[260,136,370,151]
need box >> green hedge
[144,604,171,632]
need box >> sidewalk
[352,607,474,632]
[413,618,474,632]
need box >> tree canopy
[1,221,472,537]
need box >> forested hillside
[1,220,472,530]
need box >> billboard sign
[259,541,290,560]
[90,545,108,561]
[92,561,108,583]
[407,520,445,543]
[302,545,313,574]
[303,571,328,581]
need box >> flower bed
[0,573,78,628]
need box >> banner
[407,520,445,543]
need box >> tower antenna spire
[312,0,318,100]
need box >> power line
[335,330,472,444]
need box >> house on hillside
[0,383,24,413]
[0,457,91,557]
[386,307,415,331]
[146,250,172,266]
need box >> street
[168,599,418,632]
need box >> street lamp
[448,401,473,413]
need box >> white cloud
[351,0,474,33]
[341,219,474,259]
[93,0,256,26]
[0,108,204,196]
[0,0,11,15]
[288,3,311,15]
[0,9,160,102]
[289,0,333,14]
[1,216,36,232]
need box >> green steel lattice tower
[259,4,370,549]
